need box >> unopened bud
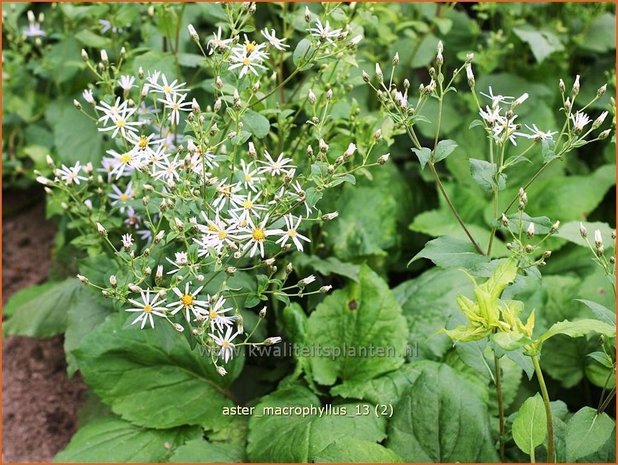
[100,49,109,65]
[320,285,332,293]
[377,153,390,165]
[597,84,607,97]
[187,24,199,41]
[559,79,565,94]
[264,337,282,346]
[173,323,184,332]
[526,222,535,238]
[109,275,117,287]
[96,222,107,236]
[259,307,267,318]
[81,49,89,61]
[216,366,227,376]
[598,129,611,140]
[375,63,383,82]
[571,75,580,96]
[550,220,560,233]
[579,222,588,239]
[77,274,88,284]
[308,89,316,104]
[322,211,339,221]
[73,99,82,110]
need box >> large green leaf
[539,319,616,344]
[565,407,615,462]
[305,265,408,388]
[312,438,403,462]
[394,268,474,359]
[53,106,104,165]
[54,415,200,463]
[411,235,488,269]
[169,438,246,463]
[64,288,112,377]
[247,385,386,462]
[331,363,424,405]
[74,313,240,430]
[512,27,564,63]
[3,279,81,338]
[512,394,547,456]
[386,362,498,462]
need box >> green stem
[428,161,485,255]
[494,353,506,462]
[532,355,555,463]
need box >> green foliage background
[2,1,616,463]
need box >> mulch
[2,194,87,463]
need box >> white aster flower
[82,89,95,104]
[147,73,189,96]
[480,86,513,108]
[118,75,136,91]
[209,326,240,363]
[276,214,310,251]
[309,19,341,44]
[238,215,282,258]
[570,111,591,132]
[158,93,192,126]
[229,50,268,78]
[55,162,88,185]
[238,160,263,192]
[126,289,167,329]
[258,150,294,176]
[207,26,233,55]
[121,233,134,249]
[165,251,189,275]
[522,124,558,142]
[167,282,209,321]
[206,296,235,330]
[108,181,134,211]
[261,28,289,51]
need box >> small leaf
[512,394,547,455]
[565,407,615,462]
[312,439,403,462]
[433,139,458,163]
[512,27,564,63]
[412,147,431,170]
[241,110,270,139]
[169,438,246,463]
[293,38,314,69]
[470,158,506,192]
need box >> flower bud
[550,220,560,233]
[216,366,227,376]
[100,49,109,65]
[77,274,88,284]
[598,129,611,140]
[597,84,607,97]
[592,111,608,130]
[322,211,339,221]
[81,49,89,61]
[377,153,390,165]
[526,222,535,238]
[594,229,604,249]
[109,275,117,287]
[96,222,107,236]
[264,337,282,346]
[308,89,316,104]
[259,307,267,318]
[187,24,199,42]
[73,99,82,110]
[392,52,400,66]
[579,222,588,239]
[559,79,565,94]
[375,63,383,82]
[320,285,332,293]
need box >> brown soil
[2,192,87,463]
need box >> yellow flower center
[120,153,132,164]
[243,200,253,209]
[222,340,231,349]
[143,304,153,313]
[209,310,218,319]
[217,230,227,240]
[242,57,251,66]
[163,85,172,93]
[181,294,194,306]
[138,135,148,149]
[208,224,217,232]
[252,228,266,242]
[120,193,129,202]
[244,173,252,182]
[245,42,256,53]
[115,119,126,128]
[288,229,297,238]
[172,103,180,111]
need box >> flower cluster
[38,11,377,374]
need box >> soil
[2,191,87,463]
